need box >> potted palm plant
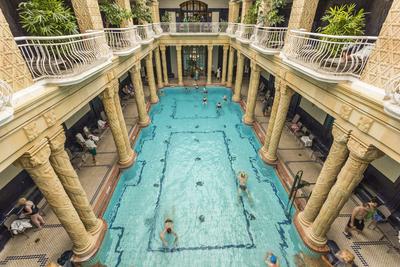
[100,1,132,28]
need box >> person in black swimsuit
[18,198,45,229]
[237,172,253,205]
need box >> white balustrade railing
[136,24,155,43]
[15,31,112,81]
[104,27,140,54]
[283,30,377,79]
[252,26,287,52]
[152,23,163,36]
[160,22,227,34]
[226,23,239,36]
[235,24,255,43]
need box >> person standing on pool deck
[85,138,97,164]
[237,171,253,205]
[344,202,376,238]
[160,218,178,247]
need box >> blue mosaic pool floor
[98,87,306,266]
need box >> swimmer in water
[202,96,208,105]
[160,218,178,247]
[203,87,208,94]
[264,252,279,267]
[223,95,228,101]
[217,102,222,109]
[237,171,253,205]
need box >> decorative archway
[180,0,208,22]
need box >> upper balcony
[160,22,228,36]
[282,30,378,83]
[15,31,113,86]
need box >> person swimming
[223,95,228,101]
[202,97,208,105]
[217,102,222,109]
[264,252,279,267]
[237,171,253,205]
[203,87,208,94]
[160,218,178,247]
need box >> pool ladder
[285,170,314,217]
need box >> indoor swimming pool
[96,87,306,266]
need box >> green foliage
[100,1,132,28]
[18,0,78,36]
[318,4,366,36]
[161,13,171,23]
[183,15,201,23]
[265,0,286,26]
[243,0,261,25]
[132,0,153,24]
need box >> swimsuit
[165,219,173,224]
[347,218,364,231]
[239,184,247,191]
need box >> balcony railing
[104,27,141,55]
[160,22,227,35]
[136,24,155,44]
[226,23,239,37]
[384,75,400,119]
[250,26,287,54]
[15,31,112,84]
[283,30,377,82]
[152,23,163,37]
[235,24,255,44]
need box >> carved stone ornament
[347,137,382,162]
[43,110,57,127]
[23,121,40,141]
[107,71,115,82]
[357,116,374,133]
[339,105,353,120]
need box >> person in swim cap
[237,171,253,205]
[160,218,178,247]
[264,252,279,267]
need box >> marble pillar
[17,141,94,256]
[100,85,134,167]
[259,81,281,160]
[221,45,229,84]
[243,60,261,125]
[145,53,159,103]
[70,0,103,32]
[114,0,133,27]
[227,46,235,88]
[241,0,253,23]
[176,45,184,86]
[150,0,160,23]
[154,47,164,88]
[232,52,244,102]
[308,138,382,247]
[264,82,294,164]
[130,64,151,127]
[298,123,350,227]
[287,0,319,32]
[160,45,169,86]
[207,45,213,85]
[48,128,103,235]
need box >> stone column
[48,129,102,235]
[259,81,281,160]
[361,0,400,89]
[146,53,159,103]
[226,46,235,87]
[232,52,245,102]
[243,60,261,125]
[259,0,272,26]
[150,0,160,23]
[308,138,382,248]
[221,45,229,84]
[232,1,240,23]
[71,0,103,32]
[154,47,164,88]
[130,64,151,127]
[207,45,213,85]
[241,0,253,23]
[176,45,184,86]
[17,141,94,256]
[160,45,169,86]
[297,123,350,228]
[228,1,235,23]
[115,0,133,27]
[100,87,132,166]
[0,9,33,92]
[264,82,294,164]
[287,0,319,32]
[111,80,136,165]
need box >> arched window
[180,0,208,22]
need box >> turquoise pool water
[98,87,306,266]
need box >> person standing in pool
[202,96,208,105]
[160,218,178,247]
[237,171,253,205]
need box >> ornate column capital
[48,127,67,155]
[159,45,166,52]
[223,44,230,51]
[250,61,260,73]
[176,45,182,51]
[331,123,350,144]
[208,45,213,52]
[16,140,51,169]
[237,52,244,60]
[131,63,141,74]
[100,85,116,100]
[147,52,153,61]
[347,137,383,163]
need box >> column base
[226,82,233,88]
[297,211,313,228]
[178,82,184,86]
[232,95,241,102]
[259,149,278,165]
[88,218,104,235]
[293,213,329,253]
[158,83,164,88]
[72,219,108,263]
[138,116,151,127]
[150,97,159,104]
[242,115,254,126]
[118,150,136,169]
